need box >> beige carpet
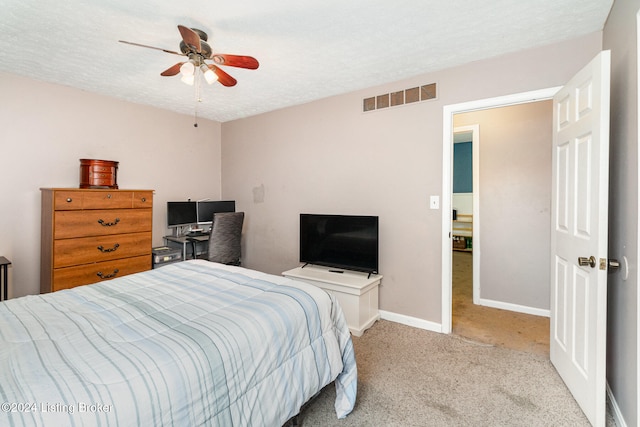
[451,251,550,356]
[297,320,594,426]
[294,252,616,426]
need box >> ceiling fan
[119,25,259,87]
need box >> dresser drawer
[54,209,152,239]
[52,190,154,210]
[133,191,153,208]
[53,191,84,210]
[54,232,152,268]
[82,190,133,209]
[52,255,151,292]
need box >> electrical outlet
[430,195,439,209]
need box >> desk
[0,256,11,301]
[163,235,209,260]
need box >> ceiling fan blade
[178,25,201,53]
[212,54,259,70]
[160,62,184,76]
[208,64,237,87]
[118,40,184,56]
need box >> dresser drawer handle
[66,198,73,203]
[97,243,120,253]
[96,269,119,279]
[141,197,146,202]
[97,218,120,227]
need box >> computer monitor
[167,201,197,228]
[197,200,236,225]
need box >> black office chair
[205,212,245,265]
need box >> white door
[550,50,610,427]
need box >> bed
[0,260,357,426]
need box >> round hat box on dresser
[79,159,119,189]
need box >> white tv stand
[282,265,381,337]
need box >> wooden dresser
[40,188,154,293]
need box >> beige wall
[454,100,553,312]
[221,32,602,323]
[0,73,223,297]
[603,0,639,425]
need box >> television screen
[167,201,197,227]
[300,214,379,274]
[197,200,236,224]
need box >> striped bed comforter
[0,260,357,426]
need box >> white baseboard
[378,301,548,333]
[379,310,442,333]
[476,297,550,318]
[606,382,628,427]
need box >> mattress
[0,260,357,426]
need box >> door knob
[578,256,596,268]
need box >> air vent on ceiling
[363,83,437,112]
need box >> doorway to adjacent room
[446,94,556,356]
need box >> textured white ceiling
[0,0,612,122]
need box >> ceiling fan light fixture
[181,73,195,86]
[180,61,195,76]
[201,65,218,85]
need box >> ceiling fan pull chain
[194,98,199,127]
[196,68,202,103]
[194,69,201,127]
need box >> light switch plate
[430,195,439,209]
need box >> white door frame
[441,87,561,333]
[637,8,640,422]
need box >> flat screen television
[167,201,197,228]
[300,214,379,274]
[197,200,236,225]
